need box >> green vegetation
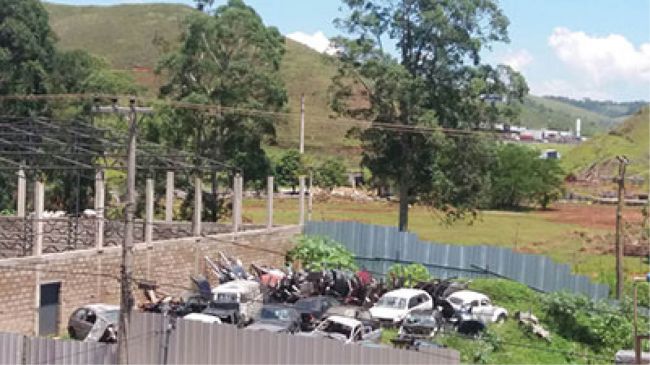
[332,0,527,231]
[545,96,648,118]
[43,1,636,160]
[386,263,431,288]
[489,144,564,209]
[519,95,618,136]
[384,279,639,364]
[312,158,348,190]
[286,235,357,271]
[273,149,304,192]
[562,107,650,182]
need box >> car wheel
[495,313,507,323]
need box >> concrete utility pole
[299,93,305,154]
[299,176,305,226]
[165,171,174,222]
[266,176,274,229]
[118,100,137,364]
[92,100,153,364]
[615,155,629,300]
[16,168,26,217]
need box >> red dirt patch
[537,203,644,230]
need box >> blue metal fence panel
[304,221,610,300]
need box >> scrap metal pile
[132,252,519,349]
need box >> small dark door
[39,282,61,336]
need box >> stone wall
[0,225,300,336]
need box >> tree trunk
[398,173,409,232]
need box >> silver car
[68,304,120,342]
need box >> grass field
[242,197,647,287]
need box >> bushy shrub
[286,235,357,271]
[541,292,633,355]
[386,263,431,287]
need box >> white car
[369,288,432,325]
[183,313,223,324]
[446,290,507,323]
[299,315,381,344]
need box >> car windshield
[295,299,319,311]
[260,308,292,321]
[102,310,120,323]
[376,296,406,309]
[448,297,464,305]
[216,293,238,303]
[319,320,352,338]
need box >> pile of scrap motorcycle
[135,252,509,349]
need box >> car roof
[382,288,429,298]
[448,290,489,301]
[297,295,336,303]
[324,315,361,327]
[83,304,120,313]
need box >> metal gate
[39,282,61,336]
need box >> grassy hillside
[519,95,617,136]
[44,2,624,157]
[562,107,650,181]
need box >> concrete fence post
[193,175,202,237]
[165,171,174,222]
[32,180,44,256]
[145,178,154,245]
[299,176,306,226]
[232,173,241,234]
[95,170,105,249]
[17,169,26,217]
[266,176,274,229]
[237,175,243,228]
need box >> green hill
[562,107,650,183]
[519,95,618,136]
[43,2,626,156]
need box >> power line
[0,93,511,138]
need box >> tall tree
[156,0,287,189]
[332,0,528,230]
[0,0,56,114]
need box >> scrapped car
[245,305,301,333]
[209,280,263,325]
[324,305,373,322]
[183,312,223,324]
[397,309,442,339]
[68,304,120,342]
[369,289,432,325]
[446,290,508,324]
[300,315,381,344]
[294,295,340,330]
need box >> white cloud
[286,31,337,55]
[500,49,533,72]
[548,27,650,84]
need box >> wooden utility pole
[299,93,305,154]
[615,155,628,300]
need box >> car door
[70,308,94,340]
[471,299,491,323]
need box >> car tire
[496,313,507,323]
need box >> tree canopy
[331,0,529,230]
[155,0,287,186]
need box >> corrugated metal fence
[128,312,459,364]
[0,312,460,364]
[305,221,610,300]
[0,332,116,365]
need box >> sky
[48,0,650,101]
